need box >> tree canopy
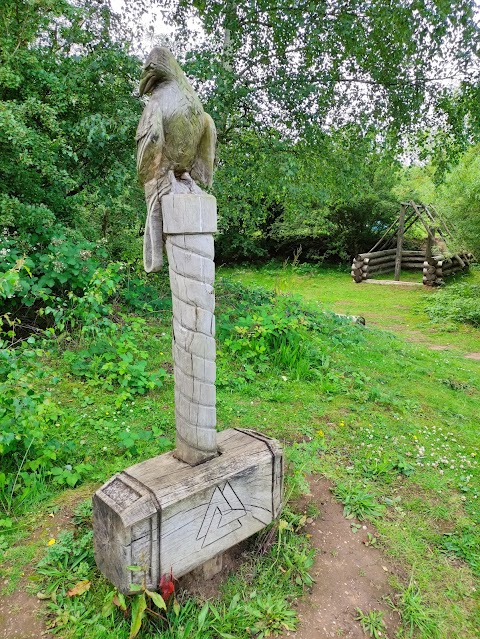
[1,0,479,278]
[161,0,480,142]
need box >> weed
[332,483,386,521]
[355,608,387,638]
[441,526,480,575]
[73,499,93,528]
[395,579,439,638]
[245,594,297,637]
[424,283,480,327]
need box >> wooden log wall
[352,250,472,285]
[422,252,473,287]
[351,251,425,283]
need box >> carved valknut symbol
[197,482,247,548]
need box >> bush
[424,282,480,327]
[0,345,74,517]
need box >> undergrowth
[423,281,480,327]
[1,267,479,638]
[32,503,312,639]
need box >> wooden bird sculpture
[136,47,216,272]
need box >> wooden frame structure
[351,201,473,286]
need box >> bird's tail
[143,176,170,273]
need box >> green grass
[1,264,479,638]
[220,262,480,353]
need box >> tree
[160,0,479,143]
[436,144,480,257]
[0,0,143,258]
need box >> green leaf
[129,594,147,639]
[198,602,209,629]
[146,590,166,610]
[173,598,180,617]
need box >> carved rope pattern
[166,234,217,465]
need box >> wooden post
[93,193,284,593]
[425,226,435,260]
[394,204,406,281]
[162,193,218,467]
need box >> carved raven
[136,47,216,272]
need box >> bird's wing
[190,112,216,188]
[136,105,164,184]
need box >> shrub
[424,282,480,327]
[0,345,72,516]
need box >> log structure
[422,253,473,287]
[351,201,473,286]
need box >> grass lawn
[0,264,478,638]
[221,263,480,353]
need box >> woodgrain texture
[136,47,216,273]
[93,428,284,594]
[164,194,218,466]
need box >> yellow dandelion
[47,538,56,546]
[316,430,324,438]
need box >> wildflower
[316,430,324,438]
[47,539,56,546]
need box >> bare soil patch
[286,477,401,639]
[0,588,46,639]
[464,352,480,360]
[0,497,82,639]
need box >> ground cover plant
[0,265,479,638]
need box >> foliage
[216,279,335,385]
[436,145,480,257]
[213,127,399,262]
[355,608,387,639]
[395,579,440,639]
[0,345,69,516]
[424,282,480,327]
[0,0,142,252]
[441,526,480,576]
[0,261,165,518]
[332,483,386,521]
[170,0,479,141]
[64,319,165,397]
[31,492,312,639]
[37,529,95,596]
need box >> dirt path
[287,477,400,639]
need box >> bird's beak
[139,69,157,96]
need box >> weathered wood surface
[394,204,406,281]
[358,248,397,259]
[364,279,423,287]
[93,428,284,593]
[163,193,218,466]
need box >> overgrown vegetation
[424,279,480,328]
[2,1,480,637]
[1,266,479,638]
